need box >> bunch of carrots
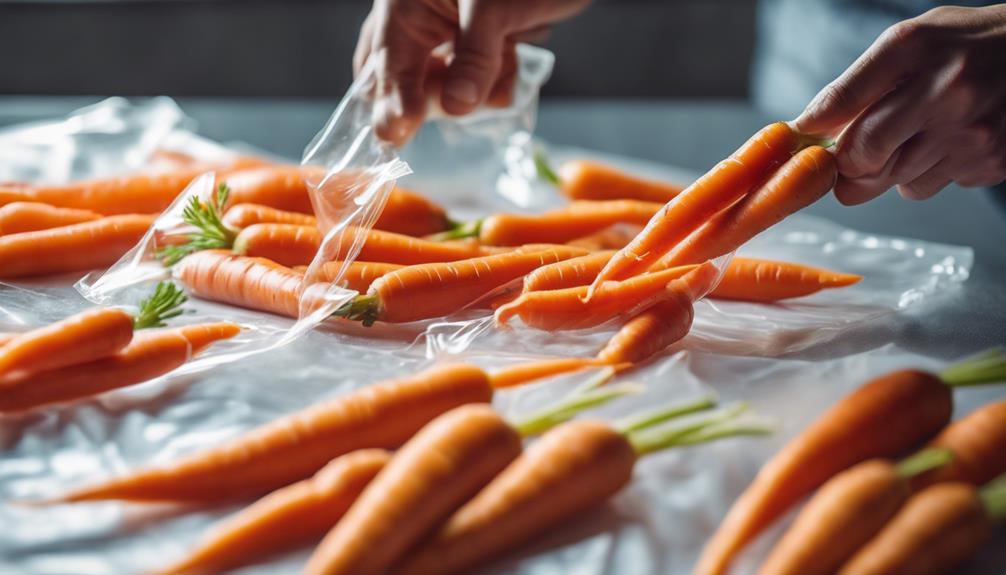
[0,282,239,412]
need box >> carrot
[757,449,953,575]
[332,245,588,325]
[0,322,239,413]
[489,357,605,389]
[495,262,708,331]
[595,261,719,365]
[709,257,861,302]
[693,350,1006,575]
[393,405,770,575]
[567,225,638,250]
[158,449,392,575]
[234,224,489,268]
[174,250,303,318]
[0,333,15,347]
[222,203,318,229]
[523,250,616,292]
[0,202,102,235]
[42,364,493,503]
[661,146,837,267]
[911,399,1006,489]
[303,404,524,575]
[838,477,1006,575]
[374,187,455,237]
[304,261,403,292]
[438,201,662,246]
[0,214,156,278]
[536,153,685,203]
[588,122,809,296]
[0,170,205,215]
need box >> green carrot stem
[980,473,1006,523]
[132,281,188,329]
[330,294,382,327]
[157,183,238,266]
[512,382,644,437]
[571,366,617,393]
[613,394,718,435]
[628,402,750,455]
[940,347,1006,387]
[895,448,954,479]
[533,150,562,187]
[427,219,482,242]
[669,421,775,447]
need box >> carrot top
[427,220,482,242]
[534,150,562,187]
[939,347,1006,387]
[132,281,188,329]
[628,403,773,455]
[158,183,238,266]
[895,448,955,479]
[981,473,1006,522]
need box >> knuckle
[883,20,924,46]
[840,136,887,178]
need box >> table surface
[2,95,1004,358]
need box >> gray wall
[0,0,756,99]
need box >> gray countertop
[2,96,1004,356]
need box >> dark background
[0,0,756,99]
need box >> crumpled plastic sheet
[1,51,998,574]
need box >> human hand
[795,5,1006,204]
[354,0,589,146]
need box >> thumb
[442,2,507,116]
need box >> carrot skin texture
[0,202,102,235]
[0,323,239,413]
[662,146,837,267]
[757,460,910,575]
[838,482,992,575]
[0,307,134,378]
[478,200,662,246]
[0,171,204,214]
[48,364,492,503]
[374,187,454,237]
[304,404,523,575]
[0,214,156,278]
[559,160,685,203]
[394,419,637,575]
[223,203,318,229]
[693,369,952,575]
[174,250,303,318]
[708,257,861,302]
[522,250,615,292]
[308,261,403,292]
[489,357,603,389]
[911,400,1006,490]
[591,122,802,290]
[159,449,390,575]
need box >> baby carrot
[42,364,492,503]
[911,399,1006,489]
[332,245,588,325]
[174,250,303,318]
[232,223,322,267]
[0,214,155,278]
[303,404,524,575]
[0,307,133,378]
[0,202,101,235]
[693,351,1006,575]
[661,146,837,267]
[374,187,456,237]
[523,250,616,292]
[222,203,318,229]
[838,477,1006,575]
[303,261,403,292]
[756,449,953,575]
[589,122,807,296]
[566,225,637,251]
[158,449,392,575]
[540,155,685,203]
[494,263,705,331]
[0,322,240,413]
[489,357,605,389]
[0,170,204,214]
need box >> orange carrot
[838,478,1006,575]
[374,187,455,237]
[661,146,837,267]
[912,400,1006,490]
[756,449,953,575]
[494,263,705,331]
[523,250,616,292]
[567,225,638,250]
[0,322,240,413]
[0,170,204,214]
[0,333,14,347]
[0,307,133,378]
[223,203,318,229]
[43,364,492,503]
[709,257,861,302]
[174,250,303,318]
[462,201,662,247]
[333,245,589,325]
[692,355,1006,575]
[159,449,392,575]
[0,214,156,278]
[589,122,807,296]
[548,158,686,203]
[234,224,489,268]
[304,261,403,292]
[303,404,524,575]
[489,357,604,389]
[0,202,102,235]
[595,262,719,365]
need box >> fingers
[442,1,508,115]
[353,11,376,77]
[795,19,924,136]
[897,156,956,200]
[486,43,518,109]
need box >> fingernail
[445,78,479,106]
